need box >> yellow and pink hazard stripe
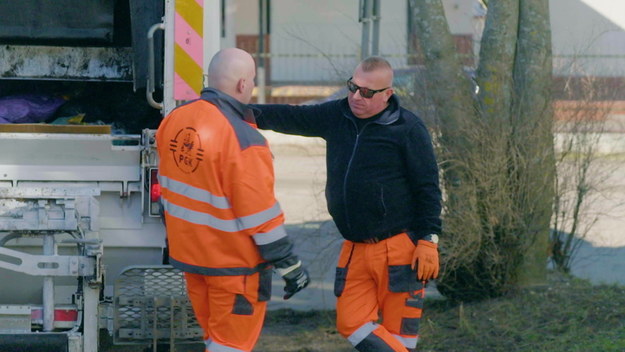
[174,0,204,100]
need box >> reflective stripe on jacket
[156,88,293,275]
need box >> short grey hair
[360,56,392,72]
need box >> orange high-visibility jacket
[156,88,293,275]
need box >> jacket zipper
[342,120,370,234]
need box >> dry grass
[418,272,625,351]
[256,272,625,352]
[255,310,351,352]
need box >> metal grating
[113,265,202,345]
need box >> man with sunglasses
[253,56,441,352]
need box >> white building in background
[222,0,480,83]
[551,0,625,77]
[218,0,625,85]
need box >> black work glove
[274,256,310,300]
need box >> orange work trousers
[334,232,425,351]
[185,269,271,352]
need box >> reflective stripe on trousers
[205,338,247,352]
[393,333,418,349]
[348,322,418,351]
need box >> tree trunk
[511,0,554,286]
[411,1,485,301]
[476,0,518,122]
[410,0,476,148]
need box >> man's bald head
[207,48,256,104]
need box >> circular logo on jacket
[169,127,204,173]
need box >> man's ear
[236,78,246,94]
[384,88,394,102]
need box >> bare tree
[409,0,554,300]
[551,75,619,273]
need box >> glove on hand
[274,257,310,300]
[411,239,440,280]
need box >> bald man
[253,56,442,351]
[156,48,309,352]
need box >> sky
[580,0,625,30]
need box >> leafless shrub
[551,75,620,273]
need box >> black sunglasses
[346,78,390,98]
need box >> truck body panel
[0,0,220,350]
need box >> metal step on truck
[0,1,220,351]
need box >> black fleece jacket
[253,96,442,242]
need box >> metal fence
[256,53,625,85]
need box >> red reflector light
[150,168,161,202]
[31,308,78,322]
[151,183,161,202]
[148,168,162,216]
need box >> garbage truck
[0,1,220,351]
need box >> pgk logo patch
[169,127,204,173]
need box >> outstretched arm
[252,100,339,138]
